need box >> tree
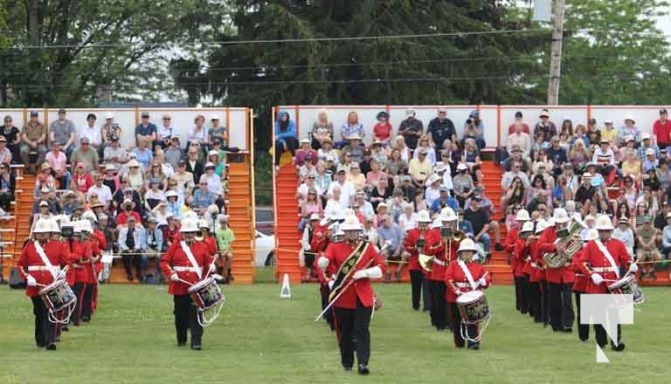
[558,0,671,104]
[183,0,548,150]
[0,0,229,106]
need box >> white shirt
[80,124,102,146]
[592,148,615,166]
[297,183,324,199]
[424,186,441,207]
[328,180,355,208]
[399,212,418,232]
[87,184,113,206]
[202,173,223,195]
[157,125,174,139]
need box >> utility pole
[547,0,565,105]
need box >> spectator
[653,108,671,149]
[131,137,153,170]
[393,135,411,163]
[430,186,458,215]
[209,115,226,146]
[435,161,453,191]
[501,146,531,173]
[501,160,530,189]
[386,148,407,177]
[661,213,671,263]
[341,135,365,165]
[135,111,157,148]
[273,111,299,169]
[373,111,393,147]
[639,133,661,160]
[617,116,640,145]
[118,216,147,282]
[408,147,432,188]
[612,217,635,258]
[377,214,404,280]
[100,112,122,156]
[103,136,128,171]
[654,201,670,230]
[572,123,590,148]
[347,162,366,191]
[71,162,93,193]
[413,134,436,165]
[546,135,568,172]
[339,111,365,147]
[424,174,442,207]
[79,113,102,153]
[144,180,166,211]
[317,137,339,166]
[20,110,47,174]
[568,138,591,174]
[533,109,557,143]
[71,137,100,173]
[398,202,417,232]
[428,108,456,158]
[155,113,175,150]
[642,149,659,174]
[637,216,661,279]
[453,163,474,207]
[507,121,531,157]
[398,175,417,207]
[658,159,671,193]
[461,138,483,183]
[191,179,217,214]
[88,173,113,208]
[399,109,423,150]
[164,137,184,170]
[559,118,574,140]
[295,139,318,167]
[369,140,388,171]
[44,142,67,188]
[188,114,208,150]
[311,109,334,150]
[507,111,530,135]
[1,115,20,163]
[103,164,121,195]
[463,110,485,149]
[165,190,183,220]
[49,108,77,159]
[501,176,526,215]
[464,196,503,256]
[0,163,15,213]
[116,197,142,226]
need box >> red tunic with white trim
[403,228,430,271]
[16,241,70,297]
[576,238,631,294]
[160,240,213,296]
[444,261,490,303]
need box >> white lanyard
[34,242,58,280]
[180,241,202,279]
[594,239,620,279]
[457,260,477,290]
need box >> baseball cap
[30,110,38,117]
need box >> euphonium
[543,216,586,268]
[419,254,434,272]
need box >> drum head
[188,277,214,294]
[457,290,483,304]
[608,275,633,291]
[38,279,62,296]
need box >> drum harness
[457,260,491,343]
[34,241,76,324]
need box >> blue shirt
[430,197,459,215]
[135,123,157,139]
[192,189,216,209]
[377,224,403,252]
[459,220,474,236]
[132,147,153,169]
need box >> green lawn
[1,284,670,384]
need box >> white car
[255,230,275,267]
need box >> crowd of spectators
[4,109,236,283]
[281,107,671,281]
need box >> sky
[656,11,671,40]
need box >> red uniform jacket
[513,238,528,278]
[444,261,490,303]
[528,238,544,283]
[92,230,107,274]
[160,240,213,296]
[71,239,101,284]
[203,236,218,256]
[538,227,575,284]
[165,226,181,245]
[576,238,631,294]
[324,241,386,310]
[403,228,429,271]
[425,230,458,281]
[310,223,330,253]
[16,241,70,297]
[571,250,588,292]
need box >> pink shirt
[45,150,67,172]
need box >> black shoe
[191,344,202,351]
[82,316,91,323]
[384,273,391,282]
[62,325,69,332]
[611,343,626,352]
[358,364,369,375]
[552,327,562,332]
[495,243,504,251]
[343,366,352,372]
[73,321,81,326]
[45,343,57,351]
[579,337,589,342]
[562,327,573,333]
[178,342,186,347]
[55,337,61,343]
[467,343,480,350]
[36,342,45,348]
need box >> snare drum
[607,275,645,305]
[188,277,224,311]
[456,290,490,324]
[39,279,76,312]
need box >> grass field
[1,282,670,384]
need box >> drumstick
[474,272,489,289]
[177,277,195,286]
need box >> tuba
[543,216,586,268]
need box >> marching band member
[85,211,106,313]
[538,208,575,333]
[48,218,72,336]
[514,221,534,315]
[160,218,214,350]
[529,219,548,324]
[15,218,70,350]
[425,208,460,331]
[506,209,530,313]
[71,220,101,325]
[424,217,444,329]
[576,215,635,351]
[311,208,342,330]
[317,213,386,375]
[572,228,597,342]
[444,238,490,349]
[403,210,432,311]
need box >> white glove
[327,279,335,290]
[26,275,37,287]
[317,257,330,270]
[628,264,638,273]
[170,273,180,282]
[478,277,488,288]
[455,289,463,296]
[353,270,368,280]
[591,273,604,285]
[212,274,224,282]
[209,264,216,273]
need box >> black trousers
[31,296,56,347]
[540,279,549,326]
[274,137,299,166]
[574,291,590,341]
[173,294,203,347]
[594,306,622,348]
[448,302,479,348]
[409,270,424,311]
[72,283,84,324]
[514,276,527,313]
[334,299,373,369]
[529,281,541,322]
[548,282,575,331]
[319,284,334,330]
[429,280,447,330]
[122,251,143,278]
[522,274,534,317]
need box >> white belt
[173,266,199,272]
[592,267,616,273]
[433,259,446,266]
[27,266,58,272]
[454,282,470,288]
